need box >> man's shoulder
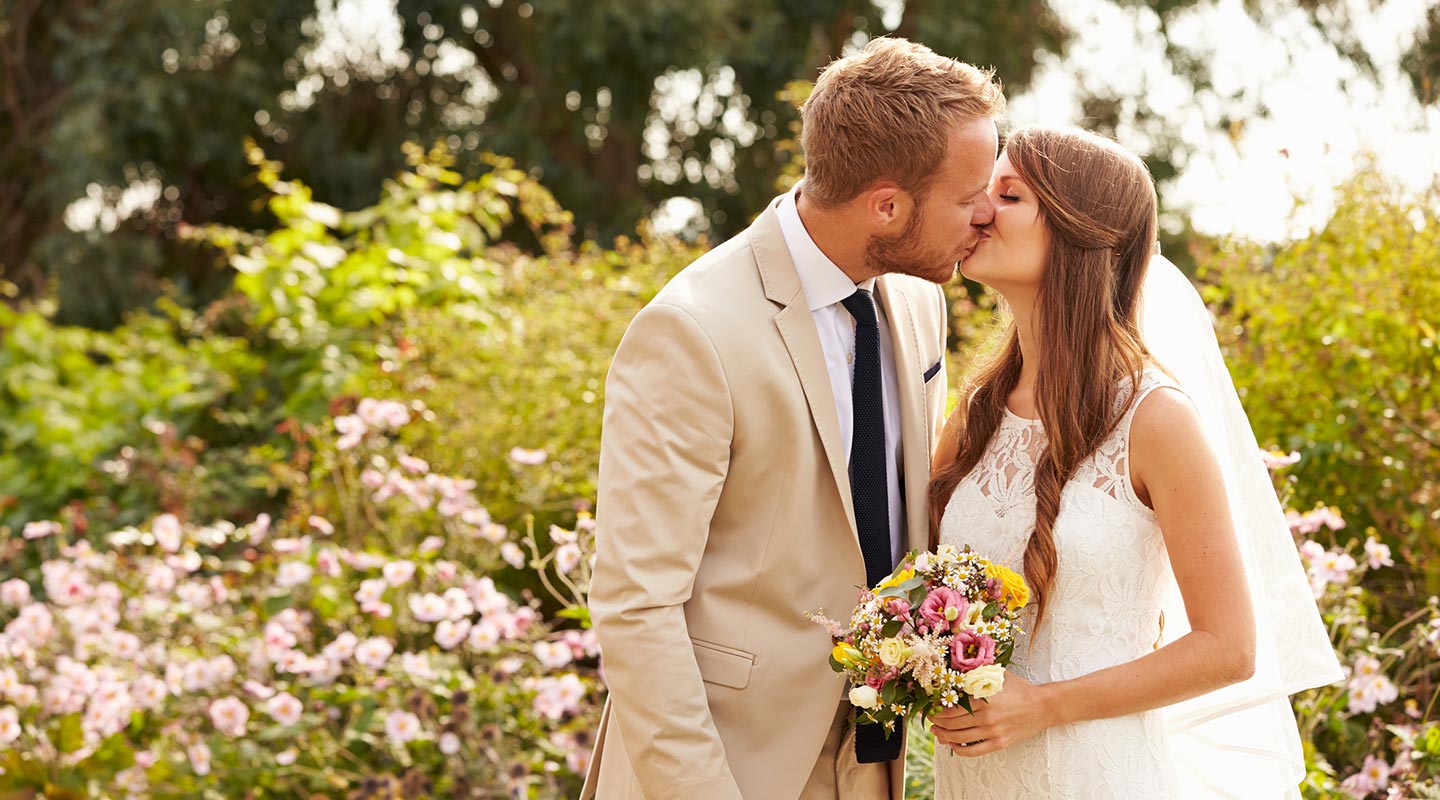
[649,228,766,318]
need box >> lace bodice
[934,368,1180,799]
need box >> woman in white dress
[924,126,1324,798]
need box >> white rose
[848,685,880,710]
[960,664,1006,700]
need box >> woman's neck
[1006,292,1042,415]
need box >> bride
[926,126,1340,798]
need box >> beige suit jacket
[582,194,950,800]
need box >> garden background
[1,1,1438,798]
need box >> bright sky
[65,0,1440,245]
[1005,0,1440,241]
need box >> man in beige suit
[583,38,1004,800]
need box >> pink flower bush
[0,400,600,797]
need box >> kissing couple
[580,37,1341,800]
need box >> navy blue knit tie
[840,288,903,763]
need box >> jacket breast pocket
[691,637,756,690]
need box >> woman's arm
[931,387,1256,755]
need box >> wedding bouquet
[810,545,1030,737]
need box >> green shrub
[1203,169,1440,592]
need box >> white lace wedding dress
[934,368,1181,799]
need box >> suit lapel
[875,276,931,554]
[749,201,858,540]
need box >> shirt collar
[775,186,875,312]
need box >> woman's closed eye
[999,193,1020,203]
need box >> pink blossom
[272,536,312,554]
[419,535,445,554]
[358,398,410,429]
[383,560,416,587]
[0,579,31,607]
[442,587,474,619]
[276,562,314,588]
[1260,448,1302,470]
[500,542,526,569]
[950,630,998,672]
[554,543,582,575]
[534,640,574,669]
[435,619,471,650]
[529,673,586,720]
[1298,540,1326,562]
[562,629,599,658]
[918,587,969,634]
[1364,538,1394,569]
[187,741,212,776]
[334,414,366,450]
[323,632,359,662]
[152,514,183,552]
[508,447,547,466]
[266,692,303,726]
[316,548,342,578]
[384,709,422,744]
[439,731,461,755]
[355,637,394,669]
[467,621,502,652]
[23,520,61,540]
[0,706,20,744]
[399,455,429,474]
[208,696,250,737]
[248,513,271,545]
[308,515,334,535]
[355,578,387,605]
[408,593,449,623]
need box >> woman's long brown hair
[927,127,1159,632]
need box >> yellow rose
[877,568,915,590]
[960,664,1006,699]
[987,563,1030,611]
[832,643,865,668]
[878,638,909,667]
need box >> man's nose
[971,192,995,226]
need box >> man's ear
[863,183,907,230]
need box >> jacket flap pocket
[691,638,755,690]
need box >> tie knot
[841,289,877,329]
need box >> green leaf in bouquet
[876,585,908,599]
[894,576,925,593]
[957,694,973,714]
[982,601,1002,621]
[906,585,928,606]
[829,653,846,672]
[880,619,905,638]
[882,681,899,705]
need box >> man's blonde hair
[800,38,1005,206]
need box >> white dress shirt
[775,188,905,566]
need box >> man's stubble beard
[863,201,960,285]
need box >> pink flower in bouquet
[950,630,997,672]
[884,598,911,620]
[919,587,968,634]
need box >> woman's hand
[928,674,1058,757]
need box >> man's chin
[925,261,960,284]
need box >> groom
[583,38,1003,800]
